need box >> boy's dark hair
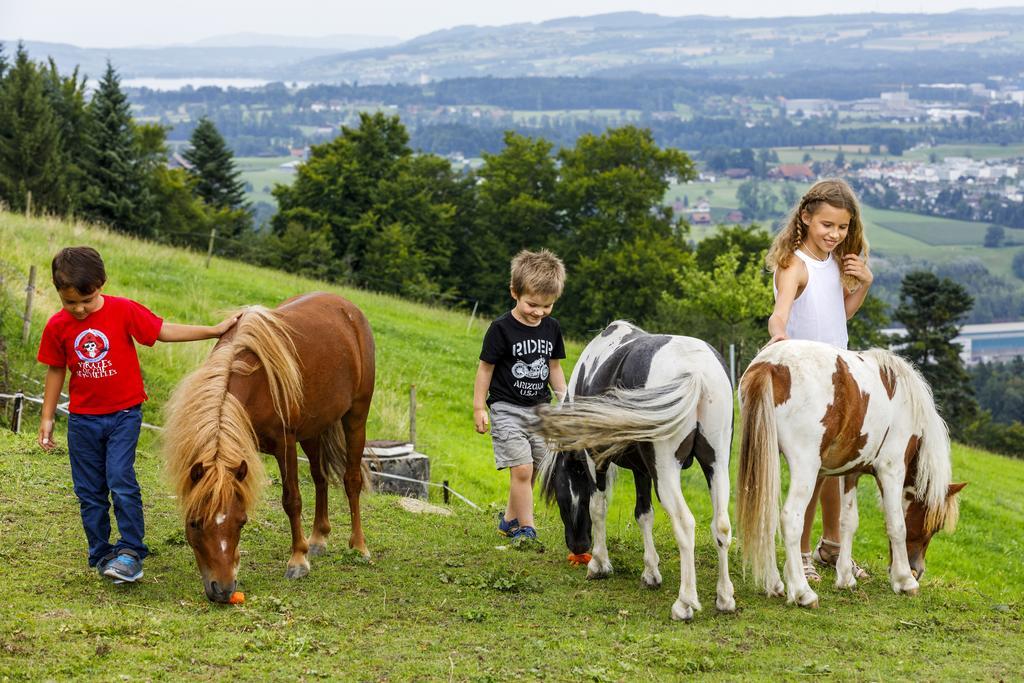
[51,247,107,294]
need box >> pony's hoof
[308,543,327,557]
[903,586,920,597]
[670,600,696,622]
[285,564,309,579]
[586,559,612,580]
[835,576,857,590]
[716,595,737,613]
[641,569,662,589]
[766,580,785,598]
[797,593,819,609]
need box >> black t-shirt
[479,312,566,407]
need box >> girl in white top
[766,178,874,583]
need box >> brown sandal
[801,552,822,582]
[813,538,869,579]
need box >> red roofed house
[770,164,815,181]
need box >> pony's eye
[189,520,202,530]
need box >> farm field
[2,212,1022,679]
[236,156,300,206]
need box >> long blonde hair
[766,178,869,291]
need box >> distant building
[689,197,712,224]
[883,321,1024,365]
[770,164,814,182]
[166,153,193,171]
[725,210,744,223]
[724,168,751,179]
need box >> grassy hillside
[1,211,1022,679]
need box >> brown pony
[163,292,375,602]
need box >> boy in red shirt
[37,247,239,583]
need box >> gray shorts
[489,401,549,470]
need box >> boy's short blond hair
[510,249,565,298]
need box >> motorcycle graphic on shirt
[511,357,549,380]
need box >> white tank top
[774,249,849,350]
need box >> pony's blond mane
[163,306,303,524]
[862,348,959,533]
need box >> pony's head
[163,309,290,602]
[183,459,254,602]
[538,449,595,555]
[901,481,966,580]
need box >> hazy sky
[3,0,1023,47]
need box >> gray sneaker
[103,553,143,583]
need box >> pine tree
[81,61,153,236]
[43,59,90,214]
[183,117,247,211]
[894,271,978,436]
[0,44,66,213]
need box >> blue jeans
[67,405,148,567]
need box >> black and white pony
[535,321,735,621]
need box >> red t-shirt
[37,295,164,415]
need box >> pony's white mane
[862,348,955,531]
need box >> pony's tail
[535,373,702,467]
[230,306,303,423]
[536,447,561,505]
[737,364,781,593]
[318,419,348,486]
[318,419,373,493]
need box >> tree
[273,111,411,261]
[473,132,558,311]
[0,44,66,214]
[652,246,773,365]
[737,180,779,220]
[554,125,696,335]
[271,112,474,297]
[984,225,1005,248]
[847,293,891,349]
[1013,250,1024,280]
[694,223,771,273]
[894,271,977,435]
[43,58,90,214]
[183,117,248,214]
[81,61,154,236]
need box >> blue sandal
[497,514,520,537]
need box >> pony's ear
[947,482,967,497]
[190,462,205,483]
[235,460,248,482]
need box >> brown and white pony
[737,339,965,608]
[163,292,375,602]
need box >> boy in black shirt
[474,249,568,546]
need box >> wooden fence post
[409,384,417,447]
[205,228,217,268]
[25,191,32,217]
[12,392,24,434]
[22,266,36,344]
[465,300,478,333]
[443,480,450,504]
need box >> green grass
[2,211,1023,679]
